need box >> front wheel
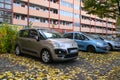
[40,49,52,63]
[108,44,112,51]
[87,46,96,53]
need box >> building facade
[0,0,12,23]
[0,0,116,34]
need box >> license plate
[70,49,78,53]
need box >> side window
[64,33,73,39]
[29,30,38,38]
[75,33,83,40]
[81,35,88,40]
[19,30,29,38]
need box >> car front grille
[64,53,78,58]
[67,48,78,54]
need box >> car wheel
[15,46,21,55]
[87,46,96,53]
[40,49,52,63]
[108,43,112,51]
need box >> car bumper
[113,46,120,50]
[96,46,109,53]
[52,48,78,61]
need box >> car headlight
[48,40,65,48]
[113,42,118,45]
[96,42,103,47]
[53,42,65,48]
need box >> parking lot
[0,51,120,80]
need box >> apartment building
[0,0,12,23]
[0,0,116,34]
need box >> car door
[19,30,30,52]
[26,29,41,56]
[74,33,88,51]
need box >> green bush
[0,23,18,53]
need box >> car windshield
[83,33,101,40]
[39,29,62,38]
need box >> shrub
[0,23,18,53]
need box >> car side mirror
[35,36,39,41]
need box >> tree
[83,0,120,27]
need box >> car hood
[48,38,75,43]
[93,39,107,45]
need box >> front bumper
[96,46,109,53]
[53,48,78,61]
[113,45,120,50]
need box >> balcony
[32,22,48,28]
[96,22,102,27]
[13,6,27,14]
[81,11,90,17]
[29,9,49,18]
[60,5,73,13]
[50,24,59,29]
[74,18,80,23]
[90,28,96,33]
[60,15,73,22]
[50,13,59,20]
[81,27,90,32]
[50,2,59,9]
[74,27,80,31]
[60,25,72,30]
[29,0,49,7]
[13,19,27,26]
[81,19,90,25]
[96,29,103,33]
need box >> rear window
[19,30,29,38]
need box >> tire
[40,49,52,63]
[108,43,112,51]
[15,46,21,55]
[87,46,96,53]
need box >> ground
[0,51,120,80]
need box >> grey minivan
[15,29,78,63]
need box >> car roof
[64,31,83,34]
[20,28,50,31]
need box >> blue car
[98,36,120,50]
[63,32,109,53]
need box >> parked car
[15,29,78,63]
[63,32,109,53]
[98,36,120,50]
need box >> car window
[81,34,88,40]
[28,30,38,39]
[75,33,83,40]
[64,33,73,39]
[39,29,62,39]
[19,30,29,38]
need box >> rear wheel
[15,46,21,55]
[40,49,52,63]
[87,46,96,53]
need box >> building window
[5,4,12,9]
[60,10,73,17]
[74,5,80,10]
[60,0,73,8]
[0,0,4,3]
[5,0,12,4]
[0,11,4,17]
[0,3,4,8]
[15,15,20,19]
[0,18,3,22]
